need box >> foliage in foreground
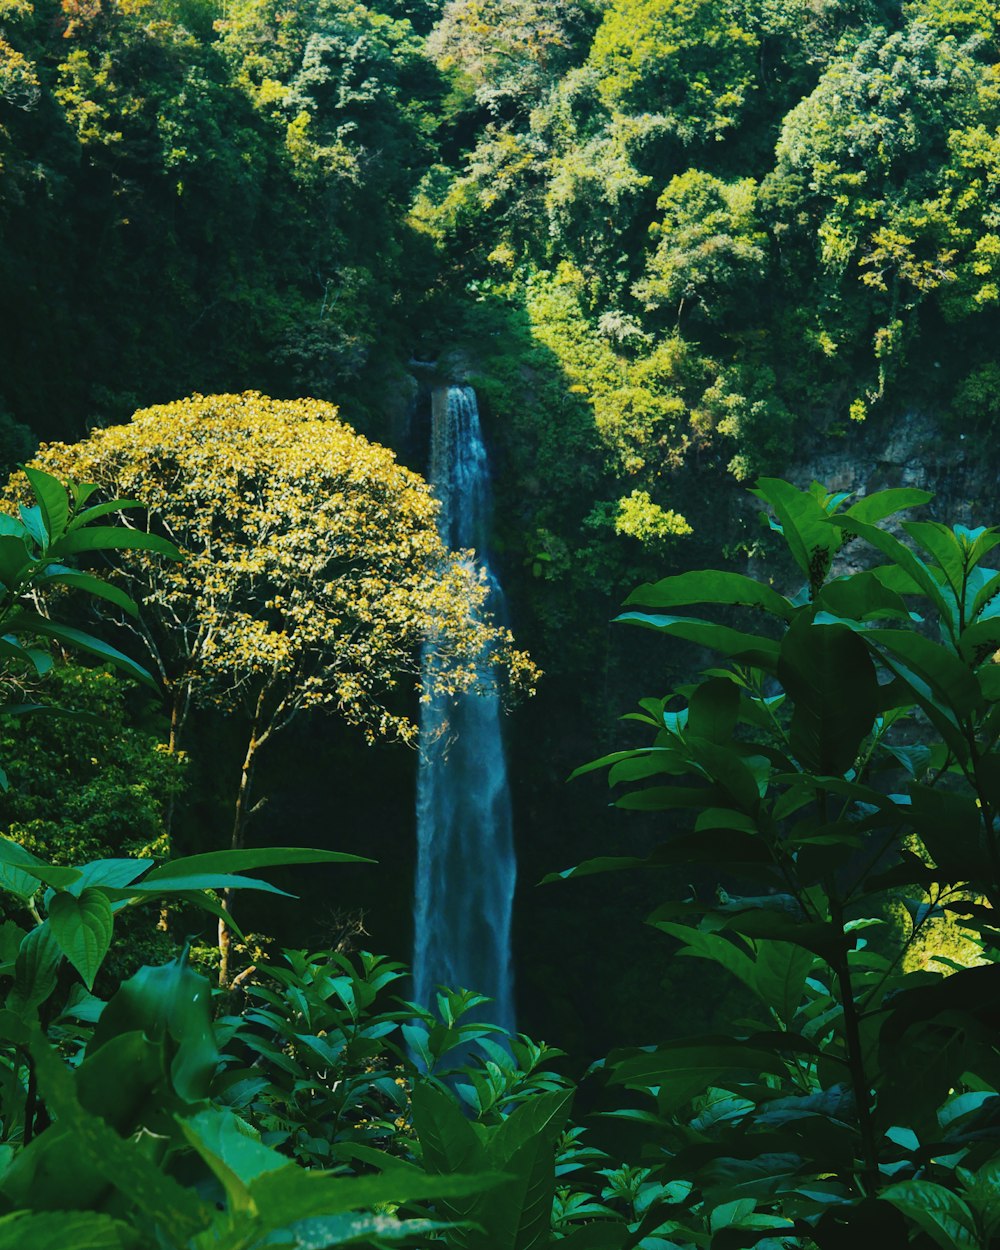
[555,478,1000,1247]
[5,469,1000,1249]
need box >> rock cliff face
[785,410,995,526]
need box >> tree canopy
[27,392,532,751]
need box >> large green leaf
[412,1082,487,1176]
[70,858,153,896]
[688,677,740,744]
[752,478,841,586]
[248,1163,507,1230]
[901,521,968,598]
[49,525,181,561]
[288,1213,459,1247]
[816,570,914,622]
[14,1029,213,1241]
[181,1108,287,1214]
[844,487,932,525]
[827,515,952,621]
[35,569,139,618]
[22,467,69,545]
[0,535,30,588]
[8,922,62,1012]
[616,613,779,667]
[778,619,878,775]
[66,498,143,531]
[75,1030,163,1134]
[880,1180,978,1250]
[479,1089,574,1250]
[0,837,81,892]
[48,887,114,989]
[0,1210,136,1250]
[624,570,794,620]
[104,873,296,898]
[18,616,156,689]
[609,1042,786,1104]
[89,954,218,1102]
[141,847,373,882]
[872,629,982,717]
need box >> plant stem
[829,899,880,1194]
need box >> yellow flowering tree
[23,393,535,980]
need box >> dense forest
[2,0,1000,1245]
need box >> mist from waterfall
[412,385,516,1033]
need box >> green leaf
[49,526,181,561]
[0,1210,137,1250]
[22,468,69,545]
[479,1089,574,1250]
[104,873,296,898]
[752,477,841,585]
[873,629,983,716]
[0,836,81,891]
[880,1180,978,1250]
[181,1108,286,1214]
[901,521,968,598]
[248,1164,507,1231]
[844,487,933,525]
[66,498,143,531]
[8,922,62,1012]
[778,619,878,775]
[89,953,218,1102]
[616,613,779,667]
[141,847,373,881]
[288,1214,459,1247]
[20,1028,213,1240]
[609,1042,786,1111]
[71,858,154,896]
[18,504,47,548]
[48,888,114,989]
[624,570,794,620]
[827,515,952,621]
[412,1081,487,1176]
[35,569,139,618]
[816,570,915,622]
[75,1030,163,1134]
[18,617,156,689]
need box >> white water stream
[412,386,516,1031]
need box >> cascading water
[412,385,516,1033]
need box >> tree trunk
[218,695,266,988]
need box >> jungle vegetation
[2,0,1000,1244]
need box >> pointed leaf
[22,468,69,544]
[625,570,793,620]
[49,526,181,561]
[48,888,114,989]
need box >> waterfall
[412,386,516,1033]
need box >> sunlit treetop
[22,392,538,745]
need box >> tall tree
[21,392,536,980]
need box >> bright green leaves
[625,569,794,620]
[47,889,113,990]
[20,468,69,546]
[654,923,814,1025]
[0,467,180,724]
[778,619,877,775]
[561,476,1000,1243]
[0,842,374,1011]
[411,1081,571,1250]
[880,1180,979,1250]
[90,954,218,1102]
[752,478,843,592]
